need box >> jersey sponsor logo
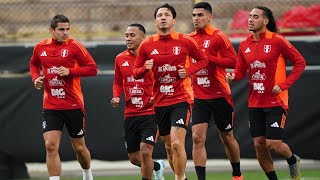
[245,47,251,53]
[160,85,174,95]
[127,75,144,82]
[40,51,47,56]
[203,40,210,48]
[158,64,177,72]
[253,82,264,93]
[146,136,154,142]
[264,45,271,53]
[129,85,144,95]
[173,46,180,55]
[196,69,208,75]
[251,70,266,81]
[61,49,68,57]
[160,74,176,83]
[51,88,66,98]
[48,76,65,86]
[250,60,266,69]
[197,77,210,87]
[122,61,129,67]
[175,118,184,125]
[151,49,159,55]
[131,97,143,107]
[47,66,59,74]
[270,122,279,128]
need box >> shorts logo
[225,124,232,130]
[270,122,279,128]
[42,121,47,129]
[146,136,154,142]
[77,129,83,135]
[175,118,184,125]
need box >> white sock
[49,176,60,180]
[83,168,93,180]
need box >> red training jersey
[133,31,208,107]
[113,50,155,118]
[233,30,306,109]
[189,25,237,106]
[29,38,98,110]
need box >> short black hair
[194,2,212,14]
[129,23,146,34]
[50,14,69,29]
[154,3,176,19]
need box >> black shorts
[42,109,85,138]
[124,114,158,153]
[249,106,287,140]
[192,98,234,132]
[154,102,191,136]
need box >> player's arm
[66,42,98,77]
[206,33,236,68]
[232,43,248,81]
[277,36,306,91]
[112,57,123,108]
[133,43,150,79]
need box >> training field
[19,169,320,180]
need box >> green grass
[20,169,320,180]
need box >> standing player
[226,6,306,180]
[111,23,165,180]
[133,3,208,180]
[29,15,97,180]
[189,2,242,180]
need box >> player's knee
[44,141,59,153]
[192,132,205,145]
[140,149,152,161]
[171,141,184,153]
[73,144,87,155]
[253,139,267,150]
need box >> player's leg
[213,98,242,178]
[249,108,278,180]
[264,107,300,179]
[42,109,64,178]
[66,109,92,180]
[191,99,210,180]
[170,102,191,180]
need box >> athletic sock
[83,168,93,180]
[49,176,60,180]
[195,166,206,180]
[231,162,241,176]
[266,171,278,180]
[142,177,150,180]
[286,154,297,166]
[154,161,160,171]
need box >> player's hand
[149,97,154,104]
[226,72,235,83]
[58,66,70,76]
[111,97,120,108]
[34,76,45,90]
[145,59,154,70]
[178,65,187,78]
[272,84,282,94]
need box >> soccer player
[133,3,208,180]
[189,2,242,180]
[226,6,306,180]
[29,15,97,180]
[111,23,164,180]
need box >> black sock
[231,162,241,176]
[287,154,297,166]
[195,166,206,180]
[142,178,150,180]
[266,171,278,180]
[154,161,160,171]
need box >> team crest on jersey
[264,45,271,53]
[203,40,210,48]
[61,49,68,57]
[173,46,180,55]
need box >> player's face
[50,22,70,42]
[192,8,212,29]
[155,8,176,30]
[248,8,268,32]
[125,26,145,51]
